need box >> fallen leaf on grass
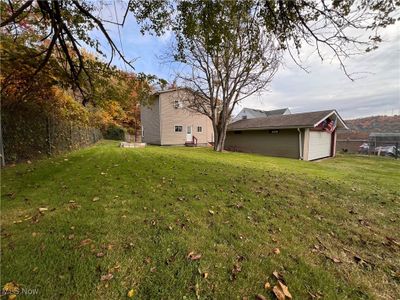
[96,252,105,258]
[92,197,100,202]
[68,234,75,240]
[230,263,242,281]
[273,281,292,300]
[272,248,280,255]
[127,289,135,298]
[255,294,267,300]
[308,291,323,299]
[38,207,48,212]
[187,251,202,261]
[79,239,92,247]
[100,273,113,281]
[386,236,400,247]
[326,255,341,263]
[264,282,271,290]
[272,271,284,281]
[208,210,215,215]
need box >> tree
[144,0,398,151]
[0,0,164,104]
[172,1,281,151]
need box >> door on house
[186,126,192,142]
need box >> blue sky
[93,2,400,119]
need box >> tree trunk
[213,120,228,152]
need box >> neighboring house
[141,88,214,146]
[231,107,291,123]
[225,110,348,161]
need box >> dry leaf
[79,239,92,246]
[127,289,135,298]
[264,282,271,290]
[278,280,292,299]
[92,197,100,202]
[38,207,48,212]
[273,285,286,300]
[68,234,75,240]
[272,248,280,255]
[272,271,284,281]
[187,251,202,261]
[202,272,208,279]
[208,210,215,215]
[255,294,267,300]
[100,273,113,281]
[96,252,105,258]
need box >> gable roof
[243,107,290,117]
[228,110,348,131]
[152,87,187,96]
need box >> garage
[225,109,348,161]
[308,131,332,160]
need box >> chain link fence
[1,109,102,165]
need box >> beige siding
[159,90,213,145]
[141,98,161,144]
[225,129,300,159]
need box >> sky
[93,2,400,120]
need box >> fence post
[0,118,5,167]
[46,117,51,156]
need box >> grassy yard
[1,141,399,299]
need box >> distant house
[232,107,291,123]
[225,110,348,161]
[141,88,214,146]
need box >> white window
[174,125,183,132]
[141,126,144,137]
[197,126,202,132]
[241,115,247,120]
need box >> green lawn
[1,141,399,299]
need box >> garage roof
[228,110,348,131]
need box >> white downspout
[297,128,303,160]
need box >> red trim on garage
[331,129,337,157]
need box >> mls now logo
[20,287,39,295]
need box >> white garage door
[308,131,332,160]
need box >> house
[232,107,291,123]
[225,110,348,161]
[141,88,214,146]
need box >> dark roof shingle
[228,110,335,130]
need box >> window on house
[241,115,247,120]
[173,100,181,109]
[197,126,202,133]
[174,126,183,132]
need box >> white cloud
[241,24,400,119]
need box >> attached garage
[225,110,347,161]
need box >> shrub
[103,125,126,140]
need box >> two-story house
[141,88,214,146]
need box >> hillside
[1,141,399,299]
[338,115,400,140]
